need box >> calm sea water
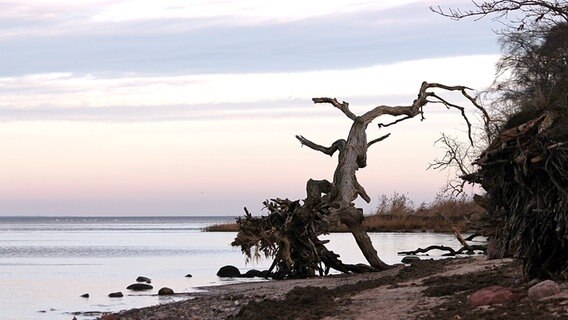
[0,216,474,320]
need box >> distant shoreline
[204,213,474,233]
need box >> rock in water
[80,293,89,298]
[158,287,174,295]
[126,283,153,291]
[244,269,263,278]
[136,276,151,283]
[467,286,513,307]
[401,256,421,264]
[216,265,241,277]
[185,273,193,278]
[108,292,123,298]
[528,280,561,301]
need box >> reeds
[363,192,484,232]
[204,192,484,233]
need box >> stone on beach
[528,280,561,301]
[158,287,175,295]
[136,276,151,283]
[127,283,153,291]
[467,285,513,307]
[185,273,192,278]
[80,293,89,298]
[217,265,241,277]
[108,292,123,298]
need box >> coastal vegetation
[204,192,484,233]
[436,0,568,279]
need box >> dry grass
[204,192,485,233]
[364,192,484,232]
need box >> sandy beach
[97,256,568,320]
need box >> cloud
[0,54,498,121]
[0,1,500,78]
[2,0,426,27]
[0,0,425,39]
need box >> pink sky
[0,1,500,215]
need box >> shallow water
[0,217,474,320]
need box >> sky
[0,0,503,216]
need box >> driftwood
[398,245,487,256]
[232,82,486,278]
[398,230,487,257]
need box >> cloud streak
[0,1,498,76]
[0,54,498,120]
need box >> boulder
[126,283,153,291]
[136,276,151,283]
[158,287,174,296]
[216,265,241,277]
[185,273,193,278]
[467,286,513,307]
[80,293,89,298]
[244,269,263,278]
[108,292,123,298]
[401,256,421,264]
[528,280,561,301]
[259,270,271,278]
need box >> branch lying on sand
[398,229,487,256]
[398,244,487,257]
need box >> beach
[99,256,568,320]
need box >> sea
[0,216,474,320]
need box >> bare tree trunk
[297,84,485,270]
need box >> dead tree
[232,82,487,278]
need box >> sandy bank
[97,256,568,320]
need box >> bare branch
[367,133,391,148]
[377,115,415,128]
[354,179,371,203]
[360,82,487,146]
[312,97,357,121]
[429,134,475,195]
[431,1,568,31]
[296,135,345,156]
[428,92,475,146]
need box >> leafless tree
[233,82,487,278]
